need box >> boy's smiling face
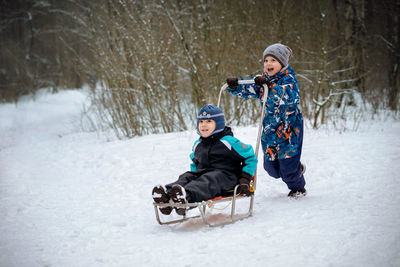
[264,56,282,77]
[198,119,216,138]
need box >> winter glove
[254,76,270,87]
[226,77,239,89]
[237,178,251,196]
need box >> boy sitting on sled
[152,104,258,216]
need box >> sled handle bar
[217,79,256,107]
[217,80,268,192]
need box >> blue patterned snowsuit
[227,66,306,191]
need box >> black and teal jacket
[189,127,257,180]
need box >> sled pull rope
[207,200,231,210]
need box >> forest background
[1,0,399,138]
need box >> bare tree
[1,0,399,136]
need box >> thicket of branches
[1,0,399,137]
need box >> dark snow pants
[263,122,306,191]
[166,169,238,203]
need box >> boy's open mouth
[267,67,274,72]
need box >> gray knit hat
[262,43,292,67]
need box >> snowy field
[1,89,400,267]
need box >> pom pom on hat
[197,104,225,136]
[262,43,292,68]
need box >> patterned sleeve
[269,73,300,109]
[227,78,261,100]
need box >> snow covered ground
[1,89,399,267]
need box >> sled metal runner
[153,186,254,227]
[153,80,268,227]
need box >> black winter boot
[152,185,173,215]
[288,188,307,199]
[170,185,188,216]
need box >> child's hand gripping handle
[218,78,258,106]
[254,76,271,87]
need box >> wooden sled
[153,80,268,227]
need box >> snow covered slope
[0,90,399,267]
